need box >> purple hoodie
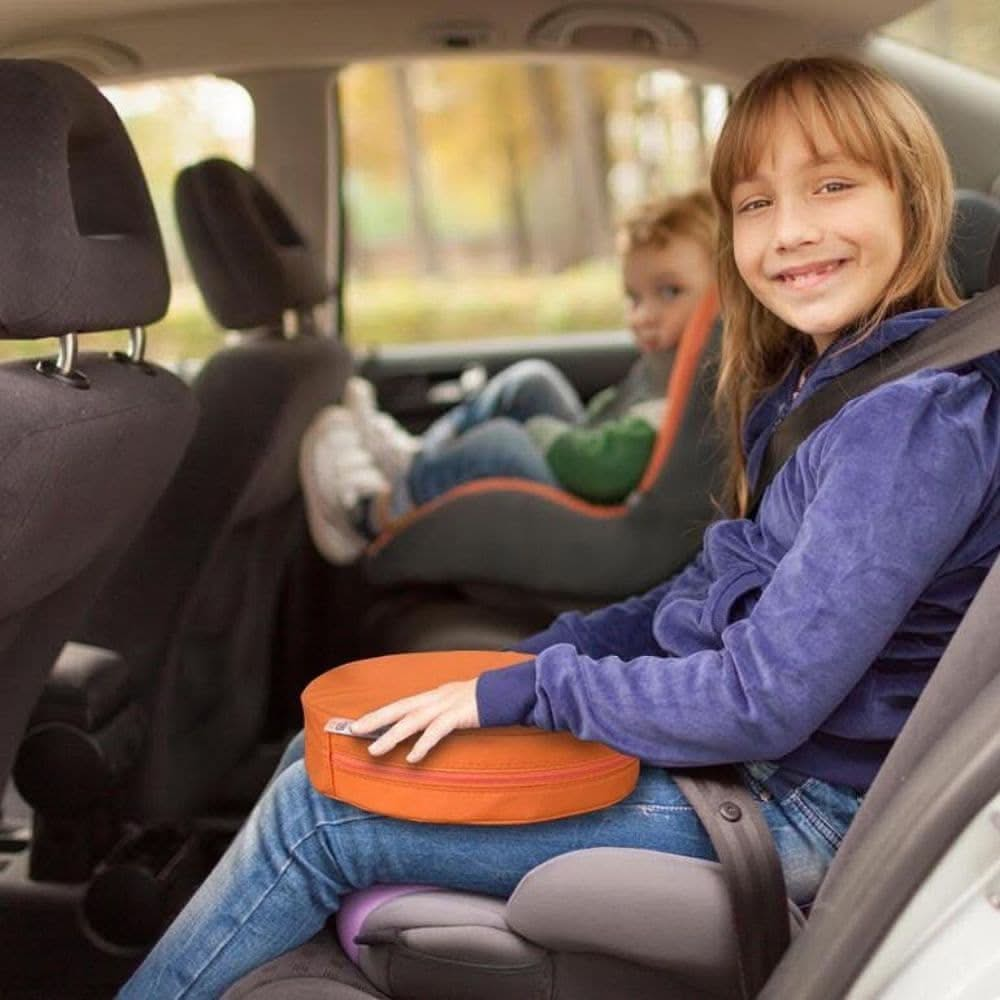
[477,309,1000,789]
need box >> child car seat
[363,288,723,602]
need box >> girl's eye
[657,284,683,301]
[736,197,770,214]
[818,180,853,194]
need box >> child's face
[623,235,714,354]
[730,106,904,353]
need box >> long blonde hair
[709,57,962,515]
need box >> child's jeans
[119,757,862,1000]
[386,359,584,514]
[421,358,584,451]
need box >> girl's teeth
[787,262,838,286]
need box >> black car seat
[361,287,723,602]
[949,188,1000,296]
[0,60,197,792]
[78,157,352,820]
[219,217,1000,1000]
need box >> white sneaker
[299,406,388,564]
[343,376,421,480]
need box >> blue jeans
[120,743,862,999]
[397,418,561,511]
[391,360,584,514]
[421,359,585,451]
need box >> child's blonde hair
[617,188,717,258]
[709,56,962,515]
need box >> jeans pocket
[785,778,863,854]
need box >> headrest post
[35,334,90,389]
[111,325,157,375]
[296,308,317,337]
[129,325,147,363]
[56,332,77,375]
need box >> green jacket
[524,350,673,504]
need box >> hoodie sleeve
[482,548,715,725]
[487,372,996,762]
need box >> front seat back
[0,59,197,791]
[81,158,351,819]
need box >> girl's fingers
[405,713,458,764]
[367,702,441,756]
[351,681,477,759]
[352,692,430,734]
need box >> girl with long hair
[121,56,1000,999]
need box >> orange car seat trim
[637,285,719,493]
[366,287,720,557]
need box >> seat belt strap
[750,284,1000,514]
[673,766,790,998]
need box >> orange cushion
[303,650,639,825]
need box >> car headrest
[0,60,169,339]
[949,189,1000,297]
[174,157,329,331]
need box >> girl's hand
[351,679,480,764]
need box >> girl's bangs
[715,68,897,198]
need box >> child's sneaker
[343,376,421,480]
[299,406,388,564]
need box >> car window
[883,0,1000,80]
[0,75,253,372]
[340,59,727,348]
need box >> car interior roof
[0,0,932,82]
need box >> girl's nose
[772,197,821,251]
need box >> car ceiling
[0,0,929,83]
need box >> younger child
[121,56,1000,1000]
[301,190,717,562]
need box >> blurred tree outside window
[341,60,727,347]
[0,76,254,369]
[884,0,1000,80]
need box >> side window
[0,76,254,369]
[340,60,727,348]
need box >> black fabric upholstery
[949,189,1000,297]
[0,60,169,338]
[364,323,722,601]
[175,158,328,331]
[0,58,196,792]
[81,335,350,819]
[0,355,196,792]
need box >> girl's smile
[731,105,904,353]
[772,257,847,288]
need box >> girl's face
[730,106,904,353]
[623,235,714,354]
